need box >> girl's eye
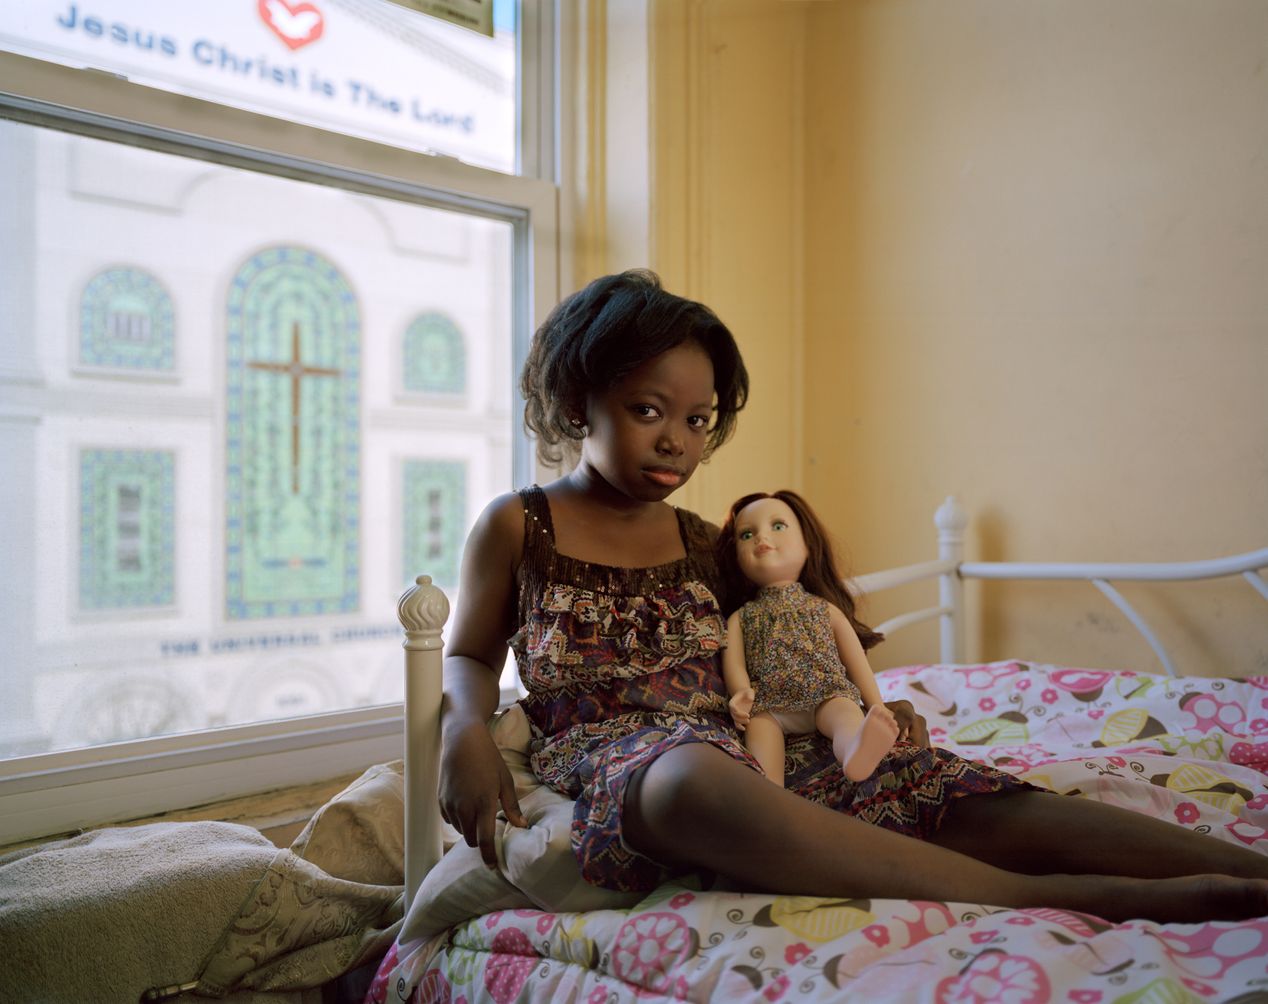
[633,404,660,419]
[687,415,709,430]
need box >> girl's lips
[644,468,684,487]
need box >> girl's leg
[931,789,1268,879]
[817,698,898,781]
[622,742,1268,923]
[744,713,788,788]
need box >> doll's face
[733,497,808,588]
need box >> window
[0,1,556,846]
[79,267,177,374]
[403,312,467,397]
[78,449,177,612]
[402,459,467,589]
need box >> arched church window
[79,267,176,373]
[402,311,466,395]
[225,246,361,620]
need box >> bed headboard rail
[851,496,1268,677]
[960,549,1268,677]
[851,497,970,663]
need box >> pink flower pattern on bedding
[366,664,1268,1003]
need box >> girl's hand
[438,719,528,869]
[729,688,756,731]
[884,699,931,747]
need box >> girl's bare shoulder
[466,491,529,569]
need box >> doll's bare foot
[840,705,900,781]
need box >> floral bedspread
[369,663,1268,1003]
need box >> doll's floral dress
[741,581,862,716]
[509,486,1035,893]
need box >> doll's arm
[827,603,886,709]
[722,610,756,730]
[824,603,929,744]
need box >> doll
[717,490,899,786]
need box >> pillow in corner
[400,704,641,943]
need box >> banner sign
[0,0,514,170]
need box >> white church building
[0,0,519,755]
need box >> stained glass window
[79,449,176,610]
[403,459,467,589]
[403,311,467,395]
[225,246,361,620]
[79,267,176,373]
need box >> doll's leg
[931,789,1268,879]
[817,698,899,782]
[622,742,1268,923]
[744,712,788,788]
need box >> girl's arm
[722,610,756,730]
[439,492,528,867]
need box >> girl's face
[580,341,715,502]
[733,497,808,588]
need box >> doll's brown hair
[716,490,883,650]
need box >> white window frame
[0,31,558,846]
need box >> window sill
[0,706,404,846]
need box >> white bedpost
[935,497,967,664]
[397,574,450,911]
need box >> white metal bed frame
[395,496,1268,908]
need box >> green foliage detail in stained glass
[80,267,176,372]
[79,449,176,610]
[225,246,361,620]
[403,460,466,590]
[403,312,466,395]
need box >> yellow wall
[575,0,811,523]
[596,0,1267,675]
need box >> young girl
[438,269,1268,923]
[718,490,899,784]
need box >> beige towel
[196,762,405,996]
[0,762,406,1004]
[0,821,288,1003]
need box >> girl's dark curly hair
[520,269,749,465]
[716,490,884,651]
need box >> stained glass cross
[248,322,341,494]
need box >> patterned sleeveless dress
[509,486,1036,893]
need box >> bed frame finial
[935,496,968,537]
[398,574,450,646]
[398,574,450,908]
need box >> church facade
[0,0,520,756]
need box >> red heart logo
[258,0,324,51]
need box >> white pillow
[401,705,642,943]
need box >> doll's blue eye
[773,521,787,531]
[738,530,753,541]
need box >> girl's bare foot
[1045,873,1268,924]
